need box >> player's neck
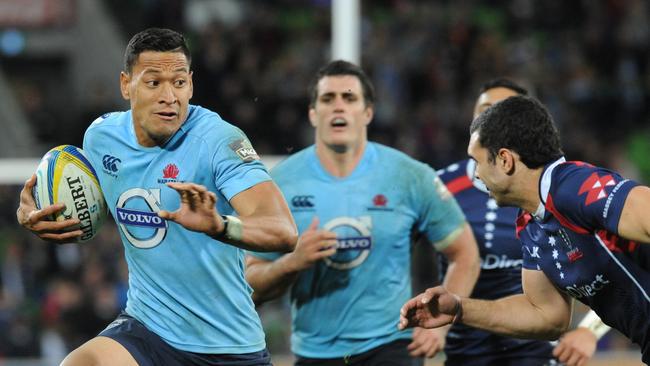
[517,167,544,214]
[315,139,367,178]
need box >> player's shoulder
[84,110,130,143]
[371,142,432,173]
[183,104,238,138]
[87,110,128,131]
[436,159,470,183]
[270,146,313,181]
[549,160,617,198]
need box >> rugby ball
[32,145,107,242]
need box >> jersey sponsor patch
[578,172,616,206]
[229,138,260,162]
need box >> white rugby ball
[32,145,107,242]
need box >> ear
[308,107,318,127]
[363,105,374,126]
[497,148,516,175]
[120,71,131,100]
[188,71,194,99]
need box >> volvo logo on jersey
[323,216,373,270]
[116,188,168,249]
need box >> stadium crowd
[1,0,650,360]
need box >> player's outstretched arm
[553,310,609,366]
[437,223,480,297]
[16,174,83,243]
[246,217,337,304]
[400,269,572,340]
[618,186,650,243]
[159,180,297,252]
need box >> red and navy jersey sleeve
[546,162,639,235]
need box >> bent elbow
[544,316,571,340]
[281,225,299,252]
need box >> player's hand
[399,286,459,330]
[408,326,447,358]
[286,217,337,272]
[159,182,224,236]
[16,174,82,243]
[553,327,597,366]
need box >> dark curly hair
[469,96,563,169]
[124,28,191,73]
[308,60,375,108]
[479,78,529,96]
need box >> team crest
[158,163,181,184]
[368,193,392,211]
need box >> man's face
[473,87,519,119]
[309,75,373,151]
[120,51,193,147]
[468,131,512,206]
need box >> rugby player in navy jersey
[400,95,650,364]
[438,79,609,366]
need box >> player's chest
[526,220,614,298]
[284,181,413,240]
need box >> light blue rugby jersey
[83,105,269,354]
[250,142,466,358]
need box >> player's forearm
[442,257,479,297]
[459,294,570,339]
[440,225,480,296]
[247,255,300,304]
[216,214,298,252]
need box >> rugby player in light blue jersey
[400,96,650,365]
[16,28,297,366]
[246,60,480,366]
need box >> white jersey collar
[466,159,489,194]
[534,156,566,220]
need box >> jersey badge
[291,195,315,211]
[229,138,260,162]
[578,172,616,206]
[102,154,121,178]
[158,163,181,184]
[368,194,392,211]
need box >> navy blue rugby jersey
[519,158,650,362]
[438,159,554,358]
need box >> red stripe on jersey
[545,194,589,235]
[596,230,638,253]
[447,176,473,195]
[516,212,533,238]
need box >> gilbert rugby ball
[33,145,107,242]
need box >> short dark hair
[124,28,191,73]
[308,60,375,108]
[470,95,563,169]
[479,78,529,96]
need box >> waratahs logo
[158,163,180,183]
[322,216,373,270]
